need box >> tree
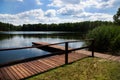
[113,7,120,25]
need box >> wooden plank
[41,58,59,67]
[53,55,65,62]
[0,67,11,80]
[20,63,34,75]
[0,69,6,80]
[38,59,55,68]
[3,67,16,80]
[16,64,31,77]
[48,56,64,65]
[35,60,51,70]
[22,63,37,75]
[25,62,39,74]
[14,65,28,78]
[58,55,65,60]
[10,65,24,79]
[69,53,81,60]
[45,57,61,66]
[32,42,73,51]
[50,55,64,63]
[35,60,52,70]
[28,61,43,73]
[31,61,45,72]
[7,66,21,80]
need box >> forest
[0,21,113,33]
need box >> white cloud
[45,9,56,17]
[61,0,80,4]
[48,0,116,9]
[17,9,44,18]
[0,4,113,25]
[74,12,113,21]
[47,0,114,23]
[48,0,63,7]
[57,5,83,16]
[48,0,81,7]
[36,0,43,5]
[0,9,45,25]
[80,0,115,8]
[17,0,23,2]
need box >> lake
[0,31,85,64]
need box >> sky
[0,0,120,25]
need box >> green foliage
[86,25,120,55]
[113,7,120,25]
[27,58,120,80]
[0,21,113,32]
[0,22,18,31]
[20,21,113,33]
[112,34,120,53]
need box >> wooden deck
[0,42,89,80]
[0,41,120,80]
[75,50,120,62]
[32,42,72,52]
[0,51,88,80]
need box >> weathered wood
[8,66,20,80]
[0,67,11,80]
[3,67,16,80]
[91,39,94,57]
[0,52,88,80]
[0,41,95,80]
[65,42,68,64]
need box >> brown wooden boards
[0,52,88,80]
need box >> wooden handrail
[0,39,94,67]
[0,39,93,51]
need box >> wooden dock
[32,42,72,52]
[0,42,89,80]
[0,52,88,80]
[0,41,120,80]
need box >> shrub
[86,25,120,55]
[111,34,120,54]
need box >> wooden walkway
[32,42,72,52]
[0,42,88,80]
[33,42,120,62]
[75,50,120,62]
[0,41,120,80]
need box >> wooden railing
[0,39,94,67]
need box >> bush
[86,25,120,55]
[112,34,120,54]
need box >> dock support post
[65,42,68,64]
[91,39,94,57]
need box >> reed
[86,25,120,55]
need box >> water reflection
[0,31,85,64]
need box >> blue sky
[0,0,120,25]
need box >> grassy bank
[86,25,120,55]
[26,57,120,80]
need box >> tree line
[0,21,113,33]
[0,22,18,31]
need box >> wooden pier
[0,41,89,80]
[32,42,72,52]
[0,41,119,80]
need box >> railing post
[65,42,68,64]
[91,39,94,57]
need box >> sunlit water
[0,31,85,64]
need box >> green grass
[26,57,120,80]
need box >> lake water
[0,31,85,64]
